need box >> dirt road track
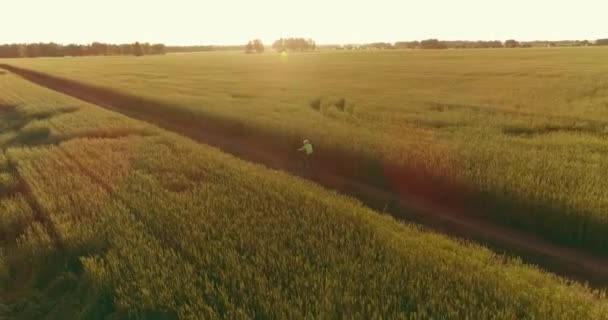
[2,64,607,287]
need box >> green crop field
[5,48,608,254]
[1,65,607,318]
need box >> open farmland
[4,48,608,255]
[1,66,608,318]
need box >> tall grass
[0,68,606,318]
[4,48,608,253]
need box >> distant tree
[23,43,41,57]
[133,42,143,56]
[246,39,264,53]
[0,41,166,58]
[31,43,63,57]
[596,39,608,46]
[122,44,132,55]
[420,39,447,49]
[150,44,166,54]
[90,42,108,55]
[0,44,20,58]
[367,42,393,49]
[253,39,264,53]
[571,40,587,47]
[108,44,121,55]
[308,38,316,51]
[272,39,285,52]
[245,41,254,53]
[272,38,315,52]
[504,39,520,48]
[395,41,419,49]
[395,40,502,50]
[468,40,502,48]
[488,40,504,48]
[141,42,151,55]
[64,44,83,56]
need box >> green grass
[4,48,608,253]
[1,66,607,318]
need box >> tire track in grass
[0,115,154,251]
[8,160,63,249]
[54,140,210,276]
[55,140,249,315]
[3,65,608,287]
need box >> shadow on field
[0,104,84,247]
[0,104,79,148]
[0,102,157,319]
[0,103,15,114]
[2,64,608,287]
[426,101,490,113]
[502,123,605,137]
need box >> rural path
[2,64,608,287]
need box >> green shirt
[300,143,313,155]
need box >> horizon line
[2,37,606,47]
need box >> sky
[2,0,607,45]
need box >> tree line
[2,38,606,58]
[246,40,264,53]
[272,38,316,52]
[239,38,317,54]
[0,42,166,58]
[596,39,608,46]
[333,38,608,50]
